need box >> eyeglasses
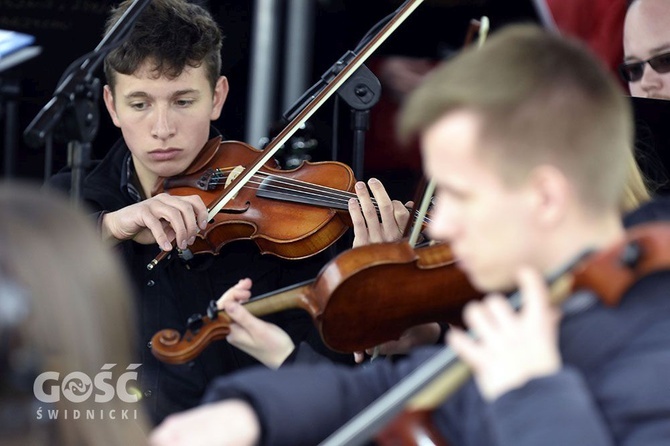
[619,51,670,82]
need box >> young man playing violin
[150,24,670,446]
[48,0,410,425]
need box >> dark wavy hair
[103,0,222,92]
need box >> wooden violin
[151,136,357,260]
[151,240,481,364]
[149,135,431,264]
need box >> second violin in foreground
[150,240,481,364]
[320,222,670,446]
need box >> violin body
[311,241,481,352]
[151,240,482,363]
[154,137,356,259]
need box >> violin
[151,135,357,260]
[146,0,426,270]
[319,222,670,446]
[151,240,482,364]
[149,135,431,266]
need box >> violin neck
[243,280,318,318]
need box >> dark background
[2,0,667,201]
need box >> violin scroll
[151,303,233,364]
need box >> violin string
[209,176,352,210]
[209,170,430,222]
[206,170,431,224]
[215,172,362,209]
[215,172,433,223]
[214,173,396,210]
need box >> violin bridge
[224,166,245,198]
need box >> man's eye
[176,99,194,107]
[130,102,147,110]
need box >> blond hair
[400,25,634,213]
[621,153,652,213]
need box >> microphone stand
[23,0,152,204]
[337,63,381,180]
[281,14,389,180]
[279,2,405,252]
[281,52,381,252]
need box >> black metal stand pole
[337,63,381,179]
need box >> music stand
[0,30,41,178]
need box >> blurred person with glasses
[622,0,670,98]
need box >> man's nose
[151,106,176,140]
[426,201,459,243]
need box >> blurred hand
[150,399,260,446]
[354,323,442,363]
[447,267,562,401]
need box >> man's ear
[103,85,121,128]
[210,76,229,121]
[528,165,571,226]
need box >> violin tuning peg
[207,300,219,320]
[186,313,204,333]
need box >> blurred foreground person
[0,183,150,445]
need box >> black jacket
[49,136,352,424]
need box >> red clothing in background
[546,0,627,77]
